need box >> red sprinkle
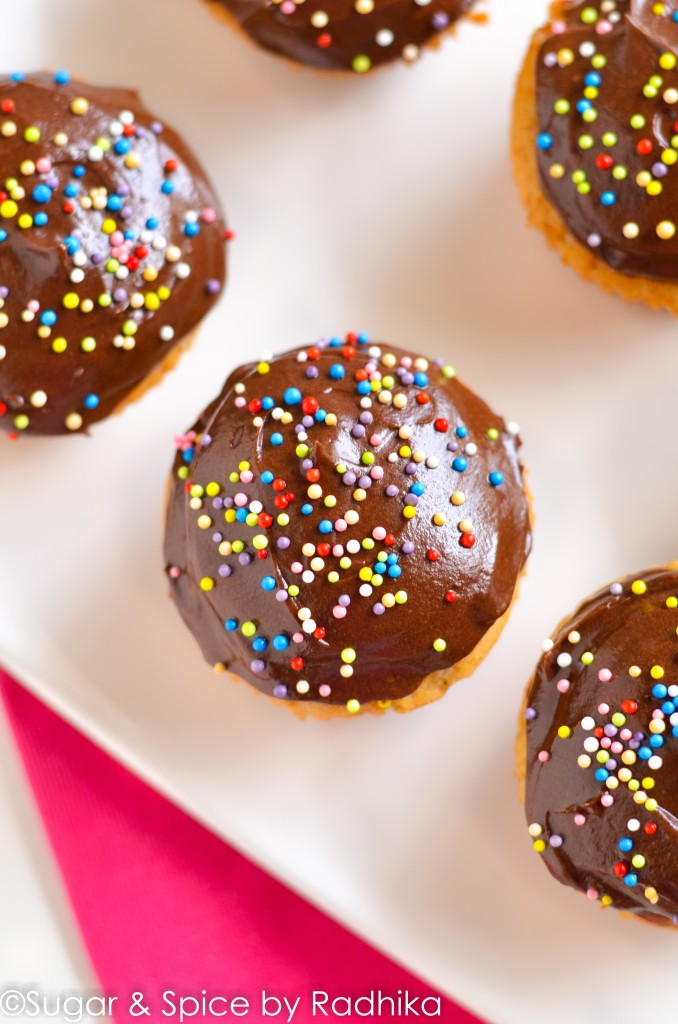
[434,418,449,433]
[636,139,653,156]
[460,533,476,549]
[427,549,439,561]
[595,154,613,170]
[272,478,287,492]
[302,397,319,416]
[613,862,628,878]
[444,591,457,603]
[645,822,658,835]
[317,543,331,557]
[290,657,304,671]
[416,392,430,405]
[317,33,332,47]
[1,99,15,113]
[258,513,273,528]
[621,700,638,715]
[313,627,326,640]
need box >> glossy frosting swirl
[207,0,478,73]
[524,567,678,926]
[0,72,226,436]
[534,0,678,279]
[164,335,531,712]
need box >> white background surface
[3,0,678,1022]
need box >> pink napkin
[0,671,483,1023]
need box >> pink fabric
[0,671,483,1023]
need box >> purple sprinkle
[603,724,617,737]
[276,591,288,602]
[302,416,314,428]
[358,476,372,489]
[609,583,623,596]
[634,731,644,742]
[277,536,290,550]
[120,205,132,220]
[525,707,537,720]
[224,496,234,508]
[385,485,398,497]
[201,434,212,446]
[338,594,351,607]
[401,372,414,386]
[205,279,221,295]
[0,286,8,299]
[238,553,252,566]
[301,458,313,471]
[352,425,366,438]
[117,183,130,197]
[405,463,417,475]
[654,163,668,178]
[113,287,127,302]
[401,541,415,554]
[549,835,563,848]
[212,498,224,511]
[359,411,373,425]
[447,441,459,452]
[605,759,617,772]
[373,603,385,615]
[306,366,319,379]
[251,659,265,674]
[212,531,223,542]
[90,253,103,265]
[151,121,163,134]
[431,10,449,29]
[294,424,304,435]
[343,472,356,486]
[273,684,288,698]
[218,564,232,577]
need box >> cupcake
[205,0,482,74]
[520,565,678,926]
[513,1,678,314]
[164,334,532,718]
[0,71,227,436]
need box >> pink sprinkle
[370,466,384,480]
[556,679,570,694]
[27,299,39,313]
[333,606,347,619]
[202,208,217,223]
[36,157,51,173]
[365,361,377,373]
[598,669,612,683]
[111,231,125,246]
[620,728,632,741]
[401,357,412,368]
[290,561,303,574]
[370,434,383,446]
[234,397,246,408]
[652,708,664,719]
[611,741,623,754]
[169,566,181,579]
[292,632,303,644]
[538,750,550,763]
[280,0,295,11]
[319,685,331,698]
[586,888,599,900]
[332,544,344,557]
[598,703,610,715]
[600,793,614,807]
[240,471,254,483]
[596,19,612,33]
[600,737,611,749]
[551,19,566,32]
[233,492,248,507]
[335,519,347,532]
[574,814,586,827]
[372,527,386,541]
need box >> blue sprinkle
[386,553,398,565]
[146,217,159,230]
[40,310,57,326]
[594,768,609,782]
[182,448,194,462]
[107,195,123,211]
[0,230,7,243]
[32,184,52,204]
[413,372,428,387]
[356,381,371,395]
[184,222,200,237]
[489,471,504,487]
[329,364,345,380]
[536,133,553,150]
[261,577,276,592]
[73,165,86,178]
[270,433,283,446]
[650,735,664,748]
[11,72,25,82]
[114,138,131,155]
[329,336,342,347]
[601,191,616,207]
[252,636,268,651]
[235,508,248,523]
[84,394,99,410]
[314,409,326,422]
[652,683,668,699]
[576,99,591,113]
[455,426,468,438]
[387,565,402,578]
[374,562,387,575]
[584,72,601,87]
[225,619,238,631]
[662,701,675,715]
[34,212,48,226]
[318,520,333,534]
[674,9,678,21]
[64,184,78,198]
[64,236,80,254]
[453,457,468,472]
[161,180,175,195]
[261,471,274,485]
[261,396,274,410]
[672,726,678,738]
[54,70,71,85]
[618,837,633,852]
[284,387,302,405]
[624,874,638,888]
[301,504,313,515]
[638,746,652,761]
[124,230,134,241]
[411,482,425,496]
[357,332,369,344]
[272,635,289,651]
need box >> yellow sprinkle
[403,505,416,520]
[533,840,546,853]
[70,97,89,115]
[631,579,648,595]
[341,648,356,664]
[557,725,571,739]
[199,577,214,591]
[651,665,665,679]
[346,699,361,714]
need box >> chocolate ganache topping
[206,0,478,73]
[164,335,531,712]
[0,72,226,436]
[534,0,678,280]
[524,568,678,925]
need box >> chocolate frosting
[0,72,226,436]
[207,0,477,73]
[534,0,678,280]
[524,568,678,925]
[164,336,531,712]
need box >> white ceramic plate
[3,1,678,1021]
